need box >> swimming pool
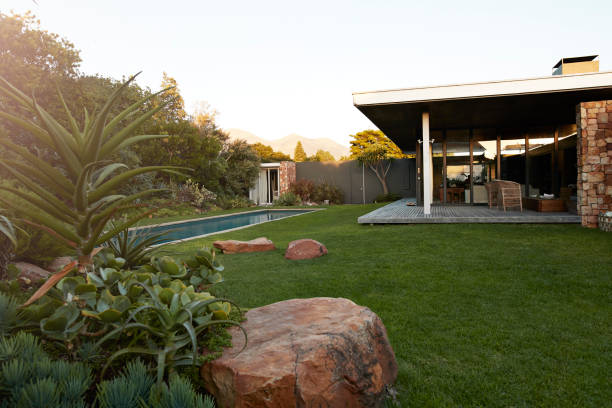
[131,209,317,245]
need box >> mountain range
[226,128,350,160]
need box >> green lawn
[163,204,611,407]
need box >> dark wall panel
[296,159,416,204]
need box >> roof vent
[552,55,599,75]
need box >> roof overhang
[353,71,612,151]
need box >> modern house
[354,56,612,228]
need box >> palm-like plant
[0,74,185,270]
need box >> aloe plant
[0,74,185,269]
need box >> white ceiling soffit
[353,71,612,106]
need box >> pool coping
[132,208,324,247]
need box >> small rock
[47,256,74,272]
[284,238,327,260]
[213,237,275,254]
[201,297,398,408]
[13,262,52,283]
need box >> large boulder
[284,238,327,260]
[201,297,397,408]
[213,237,275,254]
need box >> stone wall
[576,100,612,228]
[278,161,296,195]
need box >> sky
[2,0,612,147]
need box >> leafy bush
[374,193,402,203]
[312,182,344,204]
[175,179,217,209]
[19,248,244,385]
[290,179,315,202]
[274,192,302,206]
[215,194,254,210]
[15,225,73,268]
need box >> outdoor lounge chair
[496,180,522,212]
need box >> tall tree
[350,130,406,195]
[154,72,186,123]
[294,141,307,162]
[0,12,82,142]
[251,142,291,162]
[220,139,261,196]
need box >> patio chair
[496,180,522,212]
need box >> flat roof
[353,70,612,106]
[352,71,612,151]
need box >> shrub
[175,179,217,209]
[0,332,213,408]
[374,193,402,203]
[15,225,73,268]
[290,179,315,202]
[274,192,302,206]
[215,194,254,210]
[0,332,92,408]
[19,247,244,385]
[312,182,344,204]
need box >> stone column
[278,161,296,195]
[576,100,612,228]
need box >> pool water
[133,209,314,245]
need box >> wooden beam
[442,130,447,204]
[469,129,474,204]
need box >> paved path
[358,199,581,224]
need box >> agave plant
[0,74,185,271]
[102,222,169,269]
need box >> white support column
[422,112,432,215]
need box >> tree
[153,72,186,123]
[251,142,291,162]
[219,140,261,196]
[312,149,335,162]
[294,141,307,162]
[349,130,406,195]
[0,12,82,144]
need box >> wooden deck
[358,199,581,224]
